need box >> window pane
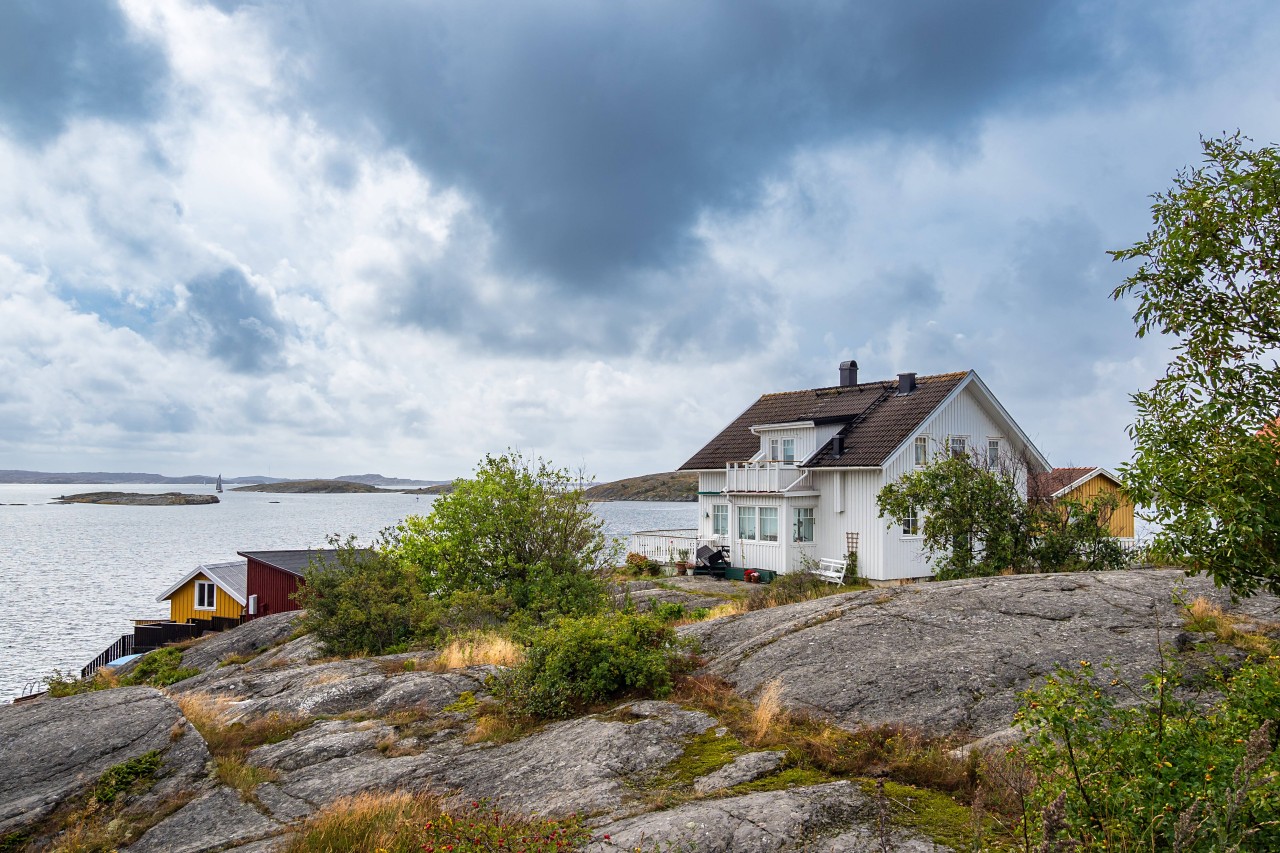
[769,438,780,460]
[987,439,1000,467]
[793,507,814,542]
[950,436,967,457]
[737,506,756,540]
[782,439,795,462]
[712,505,728,535]
[759,507,778,541]
[903,507,919,536]
[914,436,928,467]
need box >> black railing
[80,614,245,679]
[81,633,135,679]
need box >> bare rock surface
[0,686,209,836]
[169,655,489,722]
[693,750,785,794]
[588,781,946,853]
[179,612,302,672]
[681,569,1280,736]
[129,787,283,853]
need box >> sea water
[0,484,696,702]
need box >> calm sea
[0,484,696,702]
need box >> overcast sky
[1,0,1278,481]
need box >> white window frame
[711,504,729,536]
[914,435,929,468]
[987,437,1002,469]
[759,507,779,542]
[737,506,757,540]
[792,507,815,543]
[781,438,796,463]
[768,438,781,461]
[949,435,969,458]
[902,506,921,537]
[195,580,217,611]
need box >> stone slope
[681,568,1280,736]
[4,567,1277,852]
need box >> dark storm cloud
[256,0,1166,296]
[182,268,290,374]
[0,1,169,145]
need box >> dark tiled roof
[680,371,969,470]
[1028,467,1110,501]
[237,549,342,577]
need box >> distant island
[55,492,220,506]
[583,471,697,502]
[1,469,444,487]
[231,480,388,494]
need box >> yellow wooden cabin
[156,560,247,622]
[1029,467,1135,539]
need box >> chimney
[897,372,917,395]
[839,360,858,387]
[833,434,844,457]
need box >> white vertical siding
[876,382,1013,580]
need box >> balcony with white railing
[724,461,807,493]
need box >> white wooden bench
[814,558,847,584]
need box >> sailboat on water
[215,474,223,493]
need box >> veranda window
[759,507,778,542]
[737,506,757,540]
[712,504,728,536]
[793,507,815,542]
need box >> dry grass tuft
[749,678,786,745]
[215,756,280,800]
[280,791,442,853]
[176,691,310,785]
[430,632,525,671]
[1184,596,1274,655]
[702,599,749,621]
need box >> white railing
[628,529,700,563]
[725,461,805,493]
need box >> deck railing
[725,461,805,493]
[628,529,704,563]
[82,633,135,679]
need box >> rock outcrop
[3,567,1276,852]
[682,568,1280,736]
[0,687,209,838]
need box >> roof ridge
[757,369,970,399]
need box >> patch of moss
[660,728,752,786]
[92,750,162,804]
[0,831,31,853]
[443,691,477,713]
[727,767,832,794]
[860,779,995,850]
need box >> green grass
[91,751,162,805]
[727,767,832,794]
[660,728,753,786]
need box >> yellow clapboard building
[156,560,247,623]
[1029,467,1135,538]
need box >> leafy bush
[625,551,656,576]
[396,452,612,615]
[746,569,843,611]
[295,534,430,656]
[494,613,695,718]
[1031,493,1130,573]
[92,751,162,805]
[1014,655,1280,851]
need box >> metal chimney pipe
[897,372,917,395]
[839,360,858,387]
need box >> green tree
[395,451,611,620]
[1030,493,1129,573]
[1110,133,1280,595]
[876,449,1031,579]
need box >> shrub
[127,647,200,687]
[91,751,162,805]
[746,569,841,611]
[1014,654,1280,851]
[495,613,695,718]
[625,551,656,576]
[1031,493,1130,573]
[295,534,433,656]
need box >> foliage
[294,533,430,656]
[494,613,695,718]
[396,451,612,617]
[1110,132,1280,595]
[282,792,593,853]
[91,751,161,805]
[746,568,848,610]
[1030,493,1130,573]
[877,451,1031,579]
[1015,654,1280,851]
[626,551,657,576]
[46,646,197,697]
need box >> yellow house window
[195,580,216,610]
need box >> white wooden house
[674,363,1050,584]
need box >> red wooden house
[237,549,341,619]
